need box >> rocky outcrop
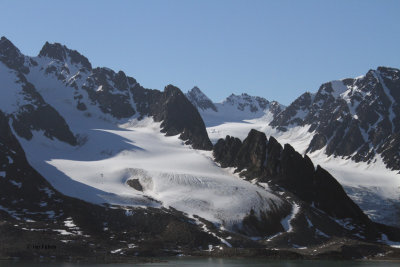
[213,135,242,167]
[235,129,268,175]
[213,130,371,224]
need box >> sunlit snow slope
[17,115,284,229]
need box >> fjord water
[2,259,400,267]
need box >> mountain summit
[186,86,217,112]
[39,41,92,69]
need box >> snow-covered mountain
[1,36,400,260]
[0,37,292,231]
[186,86,217,112]
[270,67,400,171]
[186,87,285,126]
[2,37,272,226]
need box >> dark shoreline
[2,256,400,266]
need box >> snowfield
[204,116,400,226]
[16,115,285,229]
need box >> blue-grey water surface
[1,258,400,266]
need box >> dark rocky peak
[278,143,316,199]
[213,135,242,168]
[39,42,66,61]
[0,36,29,73]
[186,86,217,112]
[39,41,92,70]
[115,70,129,89]
[235,129,267,173]
[152,84,213,150]
[264,136,283,177]
[164,84,184,97]
[0,36,22,58]
[213,129,268,176]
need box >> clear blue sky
[2,0,399,105]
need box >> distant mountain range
[186,67,400,172]
[186,86,285,126]
[1,36,400,261]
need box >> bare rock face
[235,129,268,176]
[270,67,400,171]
